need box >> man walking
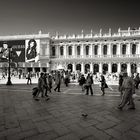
[85,73,93,96]
[117,72,135,110]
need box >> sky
[0,0,140,36]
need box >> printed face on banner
[25,39,40,62]
[0,43,9,61]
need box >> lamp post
[6,44,12,85]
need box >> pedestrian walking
[134,73,140,89]
[64,73,69,87]
[54,71,61,92]
[85,73,93,96]
[100,75,108,96]
[43,73,49,97]
[26,72,32,85]
[117,72,135,110]
[118,73,124,96]
[48,74,53,92]
[79,74,86,91]
[35,72,45,100]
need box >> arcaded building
[0,28,140,75]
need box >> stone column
[117,63,121,73]
[108,63,112,73]
[127,63,131,76]
[73,62,76,72]
[90,62,93,73]
[81,62,85,74]
[99,63,102,73]
[108,43,112,56]
[127,43,131,56]
[64,45,67,58]
[72,45,74,58]
[90,44,93,57]
[57,45,59,58]
[99,43,102,57]
[92,45,94,56]
[117,43,121,56]
[81,44,84,58]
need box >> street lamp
[6,43,12,85]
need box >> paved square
[0,83,140,140]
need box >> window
[68,46,72,55]
[60,46,63,55]
[122,44,126,55]
[103,45,107,55]
[94,45,98,55]
[86,46,89,55]
[52,46,55,56]
[77,46,80,55]
[113,45,117,55]
[132,44,136,55]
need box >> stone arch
[93,64,99,74]
[103,63,108,74]
[67,64,73,72]
[76,64,81,71]
[112,63,117,73]
[131,63,137,74]
[121,63,127,72]
[85,64,90,74]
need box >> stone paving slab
[0,84,140,140]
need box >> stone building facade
[0,28,140,75]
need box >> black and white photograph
[0,0,140,139]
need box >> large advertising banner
[25,39,40,62]
[0,40,25,62]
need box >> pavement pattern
[0,83,140,140]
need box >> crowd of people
[32,70,140,111]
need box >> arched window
[86,46,89,55]
[77,46,80,55]
[132,44,136,55]
[122,44,126,55]
[103,45,107,55]
[94,45,98,55]
[68,46,72,55]
[113,45,117,55]
[60,46,63,56]
[52,46,55,56]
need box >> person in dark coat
[27,72,32,85]
[54,71,61,92]
[85,73,93,96]
[79,74,86,91]
[35,72,45,100]
[64,74,69,87]
[117,72,135,110]
[48,74,53,92]
[118,74,124,96]
[100,75,107,96]
[43,73,49,97]
[134,73,140,89]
